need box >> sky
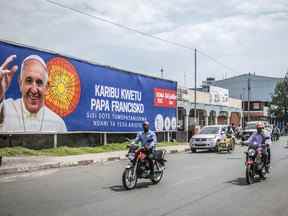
[0,0,287,87]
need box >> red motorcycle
[245,142,270,184]
[122,144,166,190]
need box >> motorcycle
[245,140,270,184]
[122,144,166,190]
[217,132,235,153]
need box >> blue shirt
[248,132,271,147]
[134,130,157,149]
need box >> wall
[0,132,176,149]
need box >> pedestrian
[272,124,280,142]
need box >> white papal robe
[0,98,67,133]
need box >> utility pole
[247,72,251,122]
[160,67,164,79]
[184,71,186,87]
[194,49,197,126]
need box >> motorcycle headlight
[128,153,135,160]
[248,149,256,156]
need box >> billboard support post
[53,134,58,148]
[103,133,107,145]
[185,114,189,143]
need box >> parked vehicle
[189,125,231,153]
[245,140,270,184]
[122,144,166,190]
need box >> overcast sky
[0,0,287,87]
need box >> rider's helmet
[143,120,150,126]
[256,122,264,133]
[256,122,265,129]
[143,120,150,132]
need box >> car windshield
[199,127,220,134]
[245,123,256,130]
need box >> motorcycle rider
[226,125,234,137]
[231,123,236,133]
[247,122,271,172]
[133,121,157,177]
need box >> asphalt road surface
[1,138,288,216]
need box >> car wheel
[191,148,197,153]
[214,145,219,153]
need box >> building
[177,86,242,141]
[209,73,282,123]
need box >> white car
[189,125,228,153]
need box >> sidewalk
[0,144,190,176]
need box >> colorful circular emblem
[46,57,81,117]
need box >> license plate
[196,144,206,146]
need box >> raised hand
[0,55,18,100]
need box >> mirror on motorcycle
[125,137,131,142]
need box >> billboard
[209,85,229,106]
[0,40,177,133]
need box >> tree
[271,72,288,120]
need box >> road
[1,139,288,216]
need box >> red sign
[154,88,177,108]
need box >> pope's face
[20,59,47,113]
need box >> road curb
[169,150,178,154]
[0,146,188,176]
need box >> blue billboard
[0,40,177,133]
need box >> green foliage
[0,147,45,157]
[271,77,288,118]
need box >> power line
[45,0,196,50]
[45,0,240,75]
[197,50,241,74]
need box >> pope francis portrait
[0,54,67,132]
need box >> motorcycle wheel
[151,161,164,184]
[227,147,230,153]
[122,168,137,190]
[259,169,266,180]
[246,164,255,185]
[231,139,235,151]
